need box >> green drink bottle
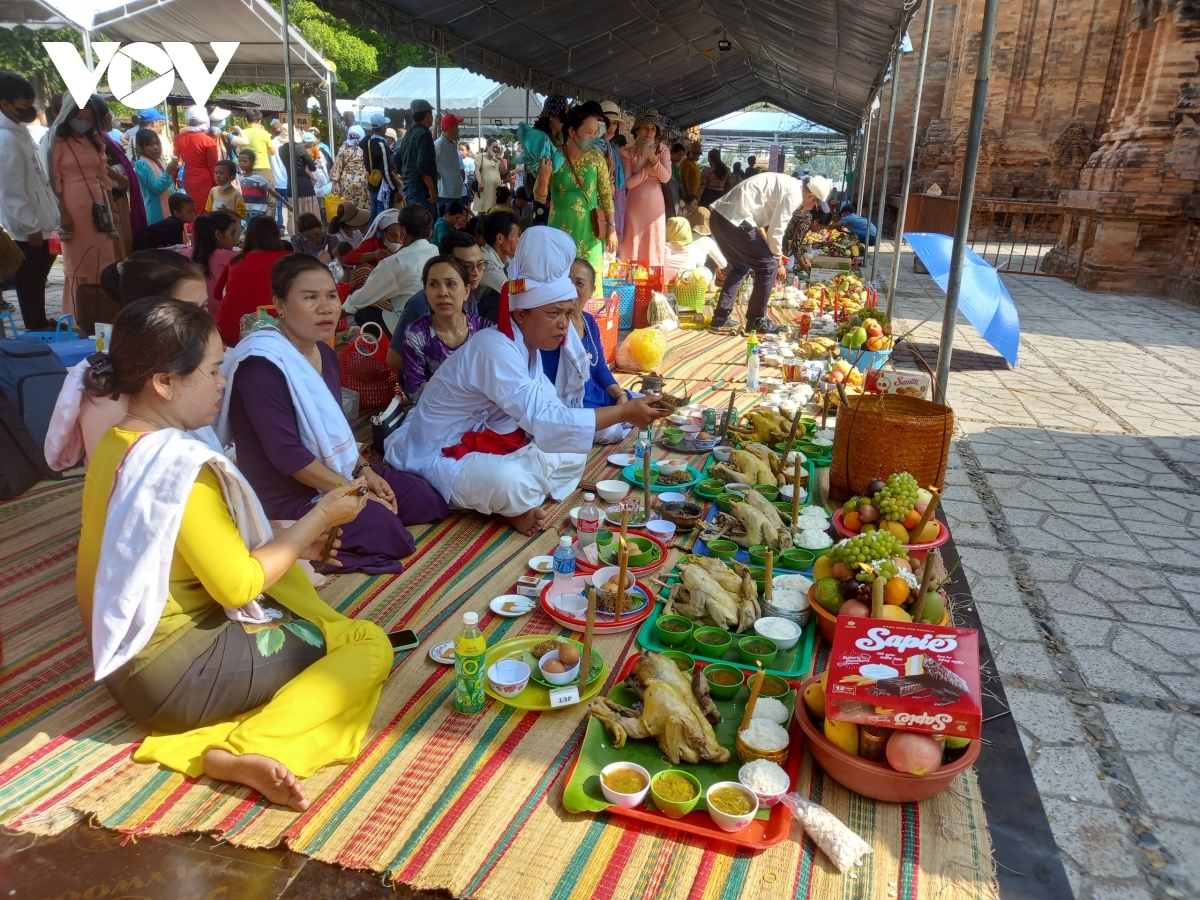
[454,611,487,714]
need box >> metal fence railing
[968,199,1094,280]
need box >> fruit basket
[831,508,950,564]
[796,674,979,803]
[809,583,950,644]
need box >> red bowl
[831,509,950,564]
[807,583,950,645]
[538,576,656,634]
[795,674,980,803]
[572,532,669,575]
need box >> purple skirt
[614,188,627,238]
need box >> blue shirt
[540,312,620,408]
[840,213,876,244]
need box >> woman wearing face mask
[182,210,241,316]
[214,216,291,346]
[332,125,368,208]
[49,94,118,317]
[545,102,616,297]
[473,141,505,215]
[619,108,671,270]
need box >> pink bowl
[831,509,950,564]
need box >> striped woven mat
[0,323,998,899]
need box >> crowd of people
[1,67,839,814]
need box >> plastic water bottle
[552,535,577,582]
[454,611,487,714]
[577,492,601,551]
[747,346,761,392]
[634,427,651,460]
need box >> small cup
[738,635,779,667]
[650,769,703,818]
[599,762,651,809]
[712,445,734,462]
[487,658,530,697]
[655,614,694,647]
[707,539,738,560]
[706,781,759,832]
[646,520,677,542]
[702,663,745,699]
[663,427,684,445]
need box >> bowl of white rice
[738,759,791,807]
[794,528,833,551]
[737,718,791,765]
[749,694,790,725]
[762,575,811,626]
[753,616,803,650]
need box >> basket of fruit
[829,395,953,500]
[797,672,979,803]
[832,473,949,562]
[838,312,894,372]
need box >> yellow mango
[880,605,913,622]
[885,521,911,542]
[824,717,860,755]
[803,680,826,720]
[812,555,834,580]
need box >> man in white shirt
[480,209,520,294]
[0,71,59,331]
[708,172,831,335]
[385,227,666,536]
[342,204,438,336]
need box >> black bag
[91,200,114,234]
[0,391,53,499]
[0,338,68,447]
[371,394,409,455]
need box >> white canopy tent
[358,67,542,135]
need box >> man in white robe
[385,228,666,535]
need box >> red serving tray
[539,577,656,631]
[562,653,804,850]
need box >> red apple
[886,731,943,775]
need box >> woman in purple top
[398,256,493,398]
[226,254,448,574]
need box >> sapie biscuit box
[826,618,983,739]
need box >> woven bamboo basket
[829,392,954,501]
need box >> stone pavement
[878,242,1200,900]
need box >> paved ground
[7,250,1200,900]
[880,243,1200,900]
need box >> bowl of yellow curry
[705,781,759,832]
[599,762,651,809]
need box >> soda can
[701,409,717,433]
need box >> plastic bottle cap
[584,492,595,501]
[463,611,478,625]
[559,536,573,547]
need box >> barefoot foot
[203,748,309,812]
[501,506,548,536]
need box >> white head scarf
[185,104,208,131]
[500,226,577,332]
[363,208,400,240]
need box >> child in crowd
[207,159,246,219]
[237,149,289,220]
[291,212,340,261]
[134,130,180,224]
[133,193,197,251]
[488,186,516,215]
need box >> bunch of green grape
[872,472,920,522]
[856,558,902,583]
[829,531,906,566]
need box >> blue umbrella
[903,232,1020,367]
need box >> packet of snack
[779,793,872,872]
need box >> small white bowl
[554,592,589,616]
[667,414,689,426]
[657,460,687,477]
[569,506,581,527]
[681,424,701,436]
[753,616,802,650]
[487,659,530,697]
[537,648,581,686]
[596,480,631,503]
[737,763,790,808]
[656,491,687,506]
[646,520,676,542]
[591,565,635,593]
[705,781,759,832]
[725,482,752,496]
[778,484,807,503]
[599,762,651,808]
[712,445,734,462]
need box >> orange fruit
[903,509,923,530]
[884,576,911,606]
[844,510,862,532]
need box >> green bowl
[660,650,695,674]
[738,635,779,667]
[630,467,658,485]
[664,427,684,445]
[715,493,743,513]
[696,479,725,499]
[707,539,738,560]
[702,663,745,699]
[597,529,613,544]
[759,674,791,698]
[801,417,818,435]
[655,614,695,647]
[754,484,780,502]
[650,769,703,818]
[692,626,733,657]
[773,500,798,518]
[749,570,767,595]
[747,544,769,565]
[598,534,657,567]
[781,548,815,570]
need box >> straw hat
[600,100,627,125]
[691,207,713,236]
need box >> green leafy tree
[0,25,80,102]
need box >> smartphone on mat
[388,628,419,652]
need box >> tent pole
[80,28,94,72]
[435,40,441,134]
[325,68,337,158]
[281,0,295,233]
[886,0,935,317]
[478,103,482,150]
[855,108,872,212]
[870,48,902,284]
[934,0,999,403]
[863,97,883,264]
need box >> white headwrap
[185,104,207,131]
[498,227,576,339]
[364,208,400,240]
